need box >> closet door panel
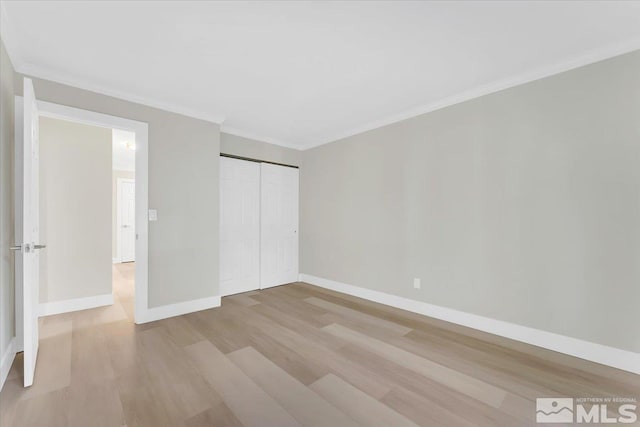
[260,163,299,289]
[220,157,260,296]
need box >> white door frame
[116,177,136,264]
[14,97,149,326]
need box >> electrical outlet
[413,278,421,289]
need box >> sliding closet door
[260,163,299,289]
[219,157,260,296]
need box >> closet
[219,155,299,296]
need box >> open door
[18,77,43,387]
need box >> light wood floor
[1,263,638,426]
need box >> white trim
[299,273,640,375]
[16,62,225,125]
[13,97,24,355]
[112,257,120,264]
[39,293,114,317]
[16,97,150,325]
[5,4,638,154]
[137,296,221,324]
[221,125,302,151]
[0,338,17,391]
[116,177,136,264]
[37,99,144,132]
[7,16,638,153]
[299,39,640,150]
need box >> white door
[219,157,260,296]
[20,78,43,387]
[119,179,136,262]
[260,163,299,289]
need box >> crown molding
[3,2,224,125]
[221,124,303,151]
[5,0,639,152]
[15,62,226,124]
[300,38,640,150]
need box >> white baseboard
[39,293,114,317]
[0,337,17,391]
[137,295,221,324]
[112,257,120,264]
[299,273,640,375]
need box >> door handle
[9,243,45,252]
[122,225,129,228]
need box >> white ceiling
[2,1,640,149]
[112,128,136,172]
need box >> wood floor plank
[184,340,301,427]
[67,381,126,427]
[3,265,638,427]
[241,306,393,399]
[184,311,254,354]
[310,373,419,427]
[337,343,528,426]
[184,402,244,427]
[0,377,25,426]
[20,318,73,399]
[157,315,207,348]
[247,324,330,385]
[70,326,115,387]
[228,346,360,427]
[305,296,413,336]
[12,388,70,427]
[138,328,226,421]
[293,283,640,389]
[250,302,341,350]
[224,293,261,307]
[101,319,146,375]
[403,328,640,397]
[382,386,479,427]
[387,331,562,400]
[114,363,177,427]
[323,323,508,408]
[251,289,331,328]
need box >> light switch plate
[413,278,421,289]
[148,209,158,221]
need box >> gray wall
[39,117,112,303]
[15,76,221,309]
[221,132,301,166]
[0,40,15,364]
[301,51,640,353]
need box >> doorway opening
[23,100,150,323]
[112,129,136,320]
[14,89,150,386]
